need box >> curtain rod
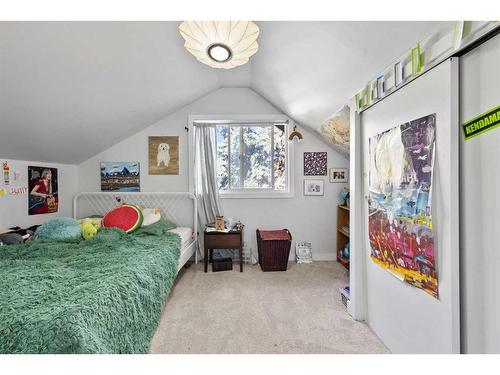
[193,120,289,125]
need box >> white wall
[222,130,348,261]
[0,159,77,229]
[78,88,348,260]
[460,35,500,353]
[360,60,460,353]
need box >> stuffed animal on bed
[78,218,102,240]
[141,208,161,227]
[36,218,82,241]
[78,217,102,230]
[81,221,98,240]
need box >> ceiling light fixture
[208,43,232,62]
[179,21,260,69]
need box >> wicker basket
[256,229,292,272]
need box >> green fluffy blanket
[0,221,180,354]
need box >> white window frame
[189,115,295,199]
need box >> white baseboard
[312,253,337,261]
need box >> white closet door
[360,59,460,353]
[460,35,500,354]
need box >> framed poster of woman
[28,166,58,215]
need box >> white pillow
[141,208,161,227]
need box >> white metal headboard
[73,192,197,239]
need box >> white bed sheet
[169,227,196,271]
[168,227,193,248]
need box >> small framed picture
[304,179,324,196]
[329,168,348,183]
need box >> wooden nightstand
[204,226,243,272]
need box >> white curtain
[194,124,223,258]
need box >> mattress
[170,227,196,272]
[168,227,193,249]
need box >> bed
[73,192,198,272]
[0,192,197,354]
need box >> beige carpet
[150,261,388,354]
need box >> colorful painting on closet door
[368,114,437,298]
[28,166,58,215]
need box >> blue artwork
[100,161,140,192]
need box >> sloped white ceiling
[0,21,451,164]
[250,21,451,131]
[0,22,223,164]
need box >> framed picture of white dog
[148,136,179,175]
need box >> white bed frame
[73,192,198,272]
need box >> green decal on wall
[462,105,500,140]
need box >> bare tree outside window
[216,123,288,193]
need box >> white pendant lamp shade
[179,21,260,69]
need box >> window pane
[215,122,289,194]
[216,125,229,191]
[273,124,287,191]
[242,126,272,189]
[229,126,241,188]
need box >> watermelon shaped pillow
[102,204,144,233]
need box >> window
[215,122,292,197]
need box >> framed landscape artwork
[100,162,140,192]
[148,136,179,175]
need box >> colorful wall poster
[303,152,328,176]
[148,136,179,175]
[368,114,437,298]
[28,166,59,215]
[100,162,140,192]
